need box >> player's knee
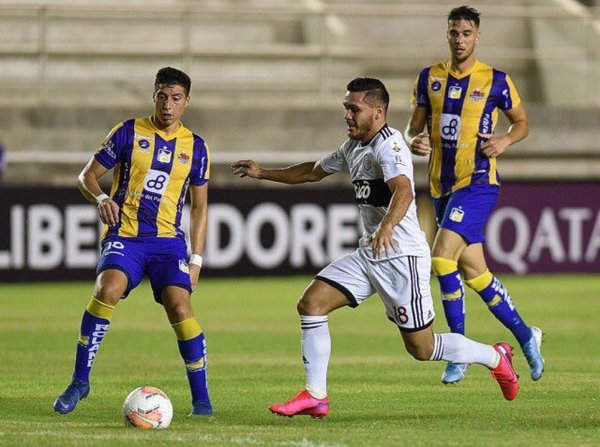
[297,295,314,315]
[404,340,433,361]
[167,303,193,323]
[297,293,327,316]
[93,285,122,307]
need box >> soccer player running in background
[404,6,544,385]
[54,67,213,417]
[232,77,520,418]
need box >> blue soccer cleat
[441,362,467,384]
[522,326,545,381]
[188,399,213,416]
[53,378,90,414]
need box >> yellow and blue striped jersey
[94,116,210,239]
[410,60,521,198]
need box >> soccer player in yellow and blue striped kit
[54,67,213,416]
[405,6,544,385]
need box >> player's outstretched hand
[231,159,263,179]
[97,198,120,227]
[408,132,432,156]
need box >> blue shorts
[97,235,192,303]
[433,184,499,244]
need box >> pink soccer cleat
[268,390,329,418]
[490,342,520,401]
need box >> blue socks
[73,298,114,382]
[465,271,532,346]
[172,318,211,405]
[432,257,465,334]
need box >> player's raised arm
[231,159,331,184]
[77,157,119,227]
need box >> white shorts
[316,248,435,331]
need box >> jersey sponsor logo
[481,112,492,134]
[439,113,461,141]
[391,141,402,152]
[177,151,190,164]
[352,179,392,207]
[502,88,511,108]
[100,140,117,159]
[449,207,465,223]
[469,88,485,102]
[448,85,462,99]
[199,155,207,177]
[431,80,442,92]
[138,139,150,150]
[157,146,172,164]
[143,169,170,195]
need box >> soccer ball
[122,386,173,429]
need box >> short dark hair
[346,77,389,111]
[154,67,191,95]
[448,5,480,28]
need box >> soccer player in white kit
[232,78,519,418]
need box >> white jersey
[319,124,429,260]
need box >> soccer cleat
[188,399,213,416]
[53,378,90,414]
[490,342,519,401]
[521,326,545,381]
[441,362,467,385]
[268,389,329,418]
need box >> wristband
[189,254,203,267]
[95,193,110,205]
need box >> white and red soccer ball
[122,386,173,429]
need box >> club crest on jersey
[449,207,465,223]
[177,151,190,164]
[157,146,172,163]
[364,154,372,171]
[469,89,485,102]
[448,85,462,99]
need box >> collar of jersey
[145,116,187,140]
[444,59,482,79]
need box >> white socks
[430,333,499,368]
[301,315,330,398]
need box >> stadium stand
[1,0,598,185]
